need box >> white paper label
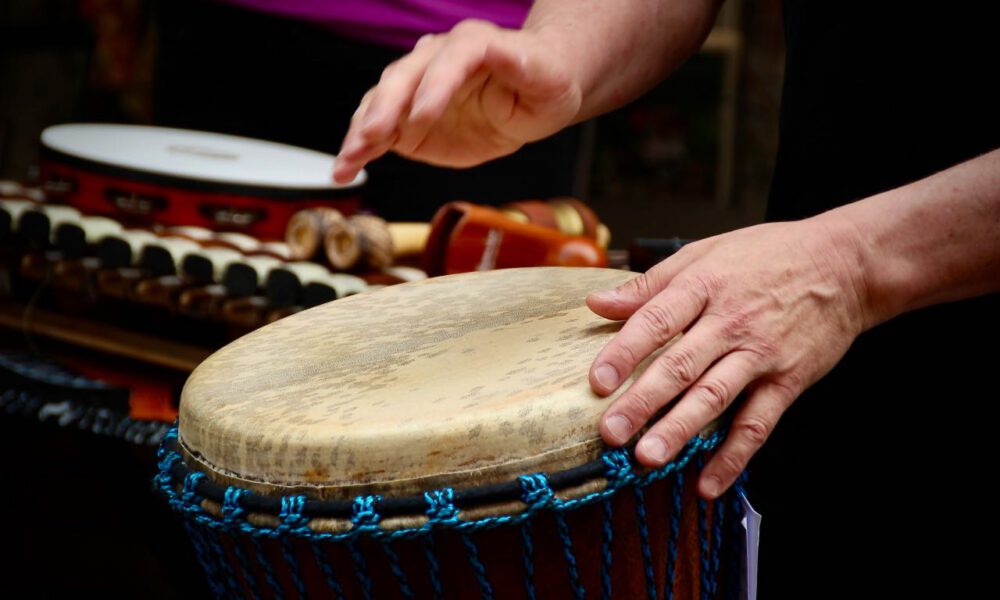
[739,491,762,600]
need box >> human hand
[588,216,873,498]
[332,20,582,183]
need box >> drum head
[180,267,652,499]
[41,124,366,191]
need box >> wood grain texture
[179,267,648,499]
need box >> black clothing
[755,3,1000,597]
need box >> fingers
[333,36,442,183]
[589,277,707,396]
[598,315,733,447]
[633,350,759,466]
[586,243,707,321]
[698,380,797,499]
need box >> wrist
[820,197,920,330]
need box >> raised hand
[332,20,582,183]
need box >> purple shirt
[220,0,532,49]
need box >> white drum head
[41,124,366,190]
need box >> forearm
[523,0,721,121]
[826,149,1000,328]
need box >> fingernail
[605,414,632,444]
[590,288,619,302]
[594,363,619,390]
[702,474,722,498]
[638,436,668,464]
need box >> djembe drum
[156,268,742,599]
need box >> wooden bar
[0,298,212,371]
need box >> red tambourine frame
[40,155,361,240]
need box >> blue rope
[699,494,710,600]
[665,468,684,600]
[421,535,444,600]
[423,489,458,600]
[349,495,382,600]
[520,472,584,598]
[311,540,345,600]
[208,528,242,598]
[156,428,726,546]
[599,450,631,600]
[460,532,493,600]
[554,512,585,600]
[519,520,536,600]
[710,496,725,598]
[632,485,657,600]
[279,496,309,598]
[181,473,237,597]
[184,520,225,598]
[249,536,282,598]
[222,487,261,600]
[348,540,373,600]
[517,475,550,600]
[383,540,415,599]
[600,498,613,600]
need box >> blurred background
[0,0,784,596]
[1,0,784,240]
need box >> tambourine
[39,124,366,239]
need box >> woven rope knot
[221,487,248,524]
[181,472,206,505]
[156,427,179,460]
[602,448,632,481]
[155,450,180,489]
[518,473,554,509]
[424,488,460,523]
[351,495,383,530]
[276,495,310,535]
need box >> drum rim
[41,123,366,200]
[156,424,726,534]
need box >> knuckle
[452,19,492,36]
[693,379,730,415]
[655,346,699,387]
[735,415,772,446]
[379,61,401,80]
[622,272,653,300]
[608,342,640,369]
[720,310,752,341]
[622,390,660,421]
[659,417,692,445]
[688,271,725,298]
[717,451,746,476]
[637,303,676,340]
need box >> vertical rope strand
[184,521,225,598]
[311,540,345,600]
[632,486,657,600]
[665,469,685,600]
[421,535,444,600]
[698,495,711,600]
[383,540,416,599]
[461,532,494,600]
[348,539,375,600]
[600,497,614,600]
[709,496,725,598]
[249,536,283,598]
[553,512,586,600]
[520,521,537,600]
